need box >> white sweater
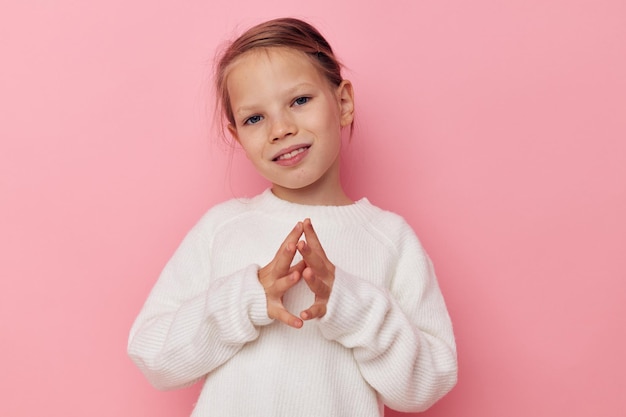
[128,189,457,416]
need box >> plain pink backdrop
[1,1,625,416]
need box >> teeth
[277,147,307,160]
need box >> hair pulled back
[215,17,344,130]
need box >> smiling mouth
[273,146,310,161]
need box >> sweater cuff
[318,268,390,345]
[242,264,274,328]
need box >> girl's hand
[297,218,335,321]
[258,222,306,329]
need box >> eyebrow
[233,83,317,117]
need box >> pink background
[1,1,625,416]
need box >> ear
[336,80,355,127]
[227,123,240,143]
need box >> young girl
[128,17,457,416]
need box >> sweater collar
[249,188,377,225]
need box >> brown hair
[215,17,345,134]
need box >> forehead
[226,47,327,91]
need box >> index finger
[301,218,326,255]
[273,222,304,272]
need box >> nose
[269,112,296,142]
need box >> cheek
[325,101,344,128]
[309,104,340,131]
[240,144,255,160]
[239,138,263,160]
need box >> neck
[271,169,353,206]
[271,185,353,206]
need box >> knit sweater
[128,189,457,416]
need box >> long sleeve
[127,191,456,417]
[318,221,457,412]
[127,221,272,390]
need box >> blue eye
[293,96,310,106]
[244,115,263,125]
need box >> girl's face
[227,47,354,205]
